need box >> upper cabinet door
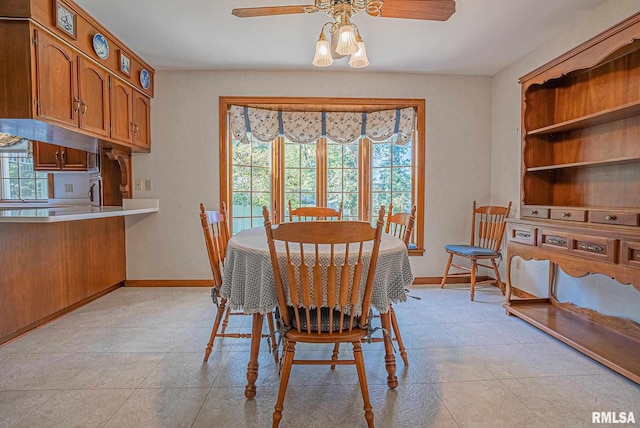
[35,29,78,127]
[60,147,88,171]
[133,92,151,151]
[78,57,110,137]
[33,142,61,170]
[110,77,133,144]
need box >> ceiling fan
[231,0,456,68]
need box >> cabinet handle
[636,253,640,259]
[81,100,87,115]
[605,215,617,221]
[515,232,531,239]
[88,183,95,202]
[546,238,566,246]
[562,212,571,218]
[134,123,139,134]
[73,98,81,114]
[130,121,135,134]
[530,210,538,215]
[54,150,60,166]
[60,149,66,167]
[579,244,604,253]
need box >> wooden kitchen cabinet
[35,30,111,138]
[0,0,154,155]
[78,57,110,137]
[110,77,133,144]
[133,91,151,150]
[33,142,87,171]
[35,29,78,127]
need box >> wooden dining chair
[386,203,417,247]
[440,201,512,301]
[264,206,385,428]
[199,202,278,363]
[363,203,417,366]
[288,200,343,221]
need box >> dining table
[220,225,414,399]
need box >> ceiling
[74,0,608,75]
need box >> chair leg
[470,259,477,301]
[204,298,227,363]
[220,305,232,334]
[266,311,279,365]
[389,305,408,366]
[330,343,340,370]
[491,258,505,295]
[352,341,374,428]
[441,253,453,288]
[273,340,296,428]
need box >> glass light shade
[312,38,334,67]
[349,41,369,68]
[335,24,358,55]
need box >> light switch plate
[135,179,143,191]
[64,184,73,193]
[144,179,152,191]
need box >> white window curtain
[230,105,415,145]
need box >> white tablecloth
[220,226,414,315]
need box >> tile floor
[0,285,638,428]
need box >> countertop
[0,199,159,223]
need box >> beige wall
[490,0,640,322]
[125,71,493,280]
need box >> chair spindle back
[264,206,385,335]
[385,203,417,247]
[288,200,343,222]
[470,201,512,252]
[199,202,230,286]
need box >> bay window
[221,97,425,254]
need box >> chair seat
[278,307,355,333]
[444,244,498,257]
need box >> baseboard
[412,276,493,285]
[125,280,214,287]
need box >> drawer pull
[547,238,566,246]
[605,215,617,221]
[579,244,604,253]
[562,212,571,218]
[515,232,531,239]
[636,254,640,259]
[530,210,538,215]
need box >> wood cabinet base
[505,302,640,384]
[0,217,126,345]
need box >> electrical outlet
[135,179,143,191]
[64,184,73,193]
[144,179,152,191]
[515,258,522,270]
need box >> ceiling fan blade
[368,0,455,21]
[232,5,318,18]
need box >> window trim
[219,96,425,255]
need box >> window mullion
[273,136,284,224]
[317,137,327,206]
[359,137,370,222]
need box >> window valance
[230,105,415,145]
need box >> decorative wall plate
[139,69,151,90]
[92,33,109,60]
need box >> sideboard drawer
[509,225,537,246]
[590,211,639,227]
[522,206,549,219]
[620,240,640,269]
[550,208,587,223]
[572,234,617,263]
[539,229,570,252]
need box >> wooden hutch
[504,13,640,383]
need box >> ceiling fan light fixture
[348,34,369,68]
[335,24,359,55]
[312,31,334,67]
